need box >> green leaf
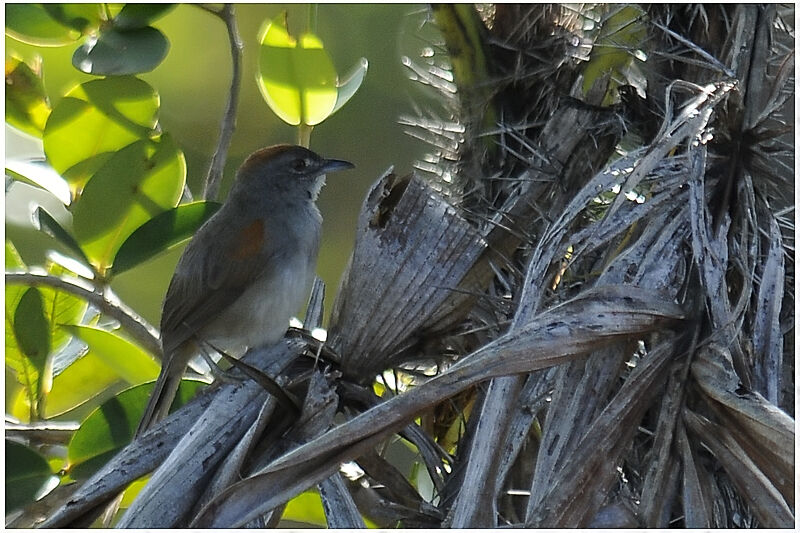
[5,257,90,419]
[62,325,160,384]
[582,5,647,101]
[5,4,81,46]
[45,349,120,417]
[13,288,51,365]
[5,440,55,512]
[282,491,328,527]
[73,26,169,76]
[32,207,92,268]
[331,57,368,115]
[5,241,36,418]
[5,241,32,387]
[6,160,71,205]
[257,11,338,126]
[6,239,25,269]
[5,56,51,137]
[67,380,205,479]
[43,76,160,191]
[111,201,221,276]
[113,4,175,30]
[39,262,91,355]
[71,134,186,273]
[42,4,102,33]
[10,288,52,417]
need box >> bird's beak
[321,158,355,173]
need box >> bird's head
[235,144,354,201]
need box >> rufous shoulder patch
[232,219,265,259]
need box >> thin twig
[203,4,244,201]
[5,271,162,357]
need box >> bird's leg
[196,341,241,384]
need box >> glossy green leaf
[113,4,175,30]
[5,4,81,46]
[13,288,51,365]
[45,349,120,417]
[257,12,338,126]
[6,160,71,205]
[5,242,32,393]
[5,56,51,137]
[67,380,206,479]
[43,76,159,191]
[5,243,38,419]
[6,259,89,418]
[6,238,25,269]
[73,27,169,76]
[63,325,160,384]
[71,134,186,273]
[38,262,91,355]
[42,4,102,33]
[10,288,51,417]
[111,201,221,275]
[331,57,368,115]
[281,491,328,527]
[5,440,55,512]
[7,389,32,423]
[32,207,92,268]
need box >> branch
[202,3,243,201]
[5,271,162,357]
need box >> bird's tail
[135,357,183,436]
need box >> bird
[136,144,353,434]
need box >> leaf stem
[101,3,113,22]
[307,4,318,33]
[298,124,313,148]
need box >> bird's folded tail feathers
[135,361,182,436]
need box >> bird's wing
[160,217,274,354]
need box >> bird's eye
[292,158,311,172]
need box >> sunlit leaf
[67,380,206,479]
[73,27,169,76]
[42,4,102,33]
[71,134,186,273]
[5,56,51,137]
[43,76,159,191]
[5,4,81,46]
[120,477,150,508]
[32,207,91,268]
[281,491,328,527]
[45,349,120,417]
[5,255,90,419]
[9,288,51,416]
[6,159,71,205]
[13,287,51,367]
[5,440,55,512]
[5,242,33,411]
[331,57,368,115]
[257,11,338,126]
[62,325,160,384]
[45,249,96,280]
[110,200,221,275]
[38,262,91,355]
[6,238,25,269]
[113,4,175,30]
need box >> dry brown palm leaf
[691,343,794,503]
